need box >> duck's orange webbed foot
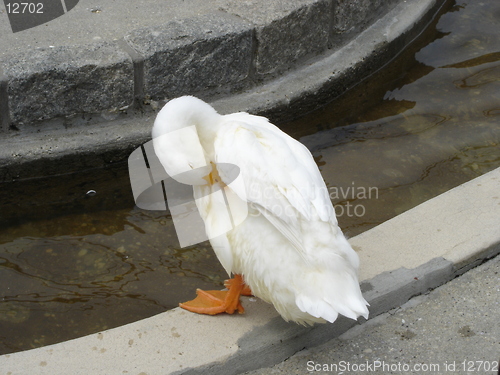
[179,274,251,315]
[224,277,253,296]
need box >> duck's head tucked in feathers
[152,96,221,185]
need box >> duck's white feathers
[208,114,367,324]
[153,96,369,325]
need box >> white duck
[152,96,369,325]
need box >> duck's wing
[212,115,369,322]
[213,114,336,257]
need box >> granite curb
[0,0,402,130]
[0,0,448,182]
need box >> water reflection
[291,0,500,235]
[1,0,500,355]
[0,209,226,353]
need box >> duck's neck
[188,109,221,161]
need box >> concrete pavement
[245,254,500,375]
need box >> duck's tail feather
[295,270,369,323]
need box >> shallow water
[1,0,499,354]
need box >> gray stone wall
[0,0,401,131]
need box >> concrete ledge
[124,12,254,100]
[0,0,440,129]
[0,0,447,182]
[211,0,446,122]
[0,167,498,375]
[241,0,331,76]
[0,43,134,127]
[353,167,500,280]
